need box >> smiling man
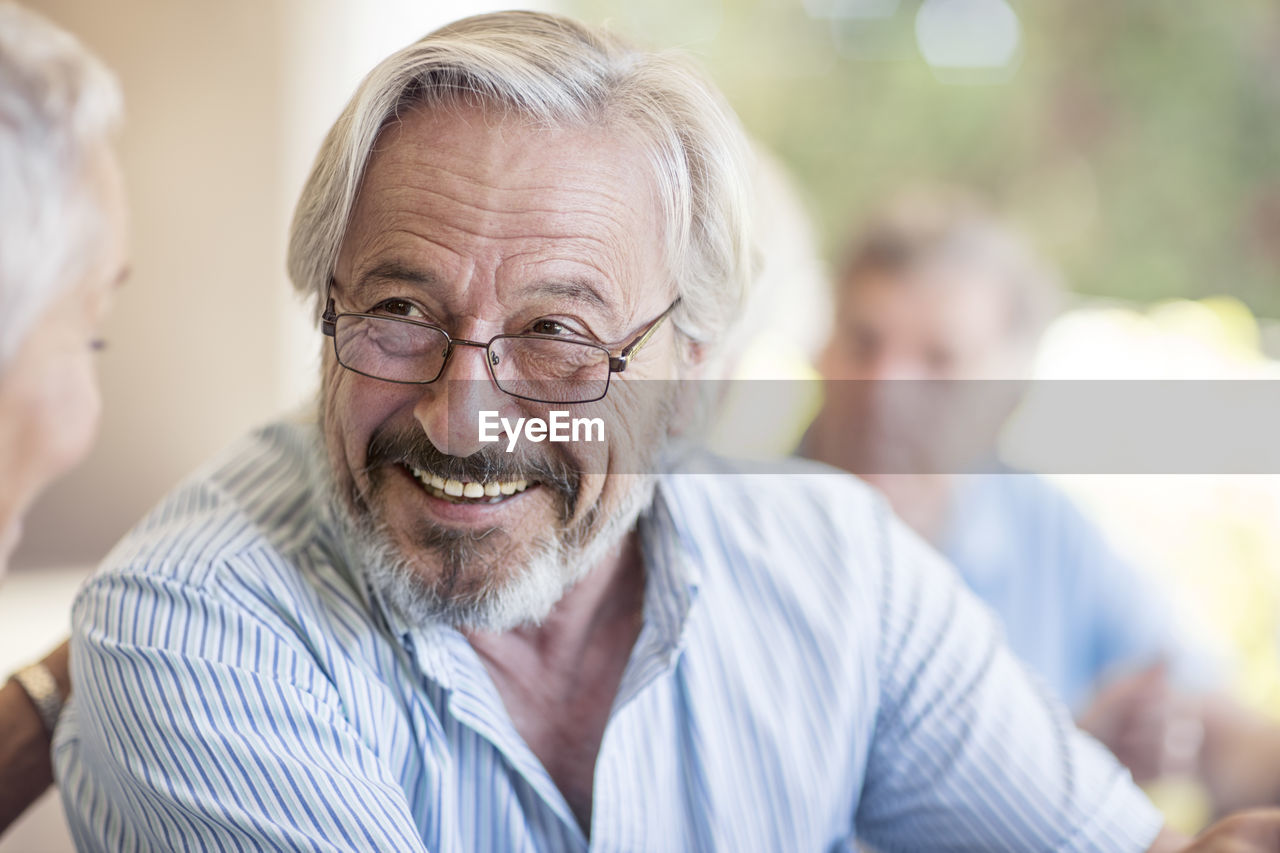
[316,99,684,639]
[52,11,1280,852]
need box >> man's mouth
[404,464,534,505]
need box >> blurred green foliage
[566,0,1280,316]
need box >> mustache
[364,424,581,517]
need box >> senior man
[54,11,1280,851]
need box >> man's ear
[664,336,714,441]
[680,337,710,376]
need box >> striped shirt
[54,417,1163,851]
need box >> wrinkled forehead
[843,255,1016,320]
[338,100,671,322]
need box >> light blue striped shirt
[942,472,1213,712]
[54,418,1163,851]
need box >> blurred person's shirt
[54,419,1163,851]
[942,471,1218,712]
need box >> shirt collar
[636,474,703,654]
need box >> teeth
[409,466,532,502]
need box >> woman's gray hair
[288,10,754,349]
[0,2,122,368]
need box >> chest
[481,629,639,831]
[500,679,610,829]
[362,627,874,852]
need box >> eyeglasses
[321,287,680,404]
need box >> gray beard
[314,374,682,633]
[320,455,657,633]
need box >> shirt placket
[412,622,591,851]
[589,493,703,851]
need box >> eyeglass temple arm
[321,295,337,337]
[609,299,681,373]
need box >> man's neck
[463,531,647,834]
[863,473,957,545]
[802,409,959,545]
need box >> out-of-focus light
[805,0,899,20]
[915,0,1021,69]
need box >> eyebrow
[358,260,438,289]
[354,263,621,323]
[525,278,616,318]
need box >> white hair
[0,2,122,368]
[288,10,754,350]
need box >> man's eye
[374,299,422,318]
[529,319,569,336]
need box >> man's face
[322,102,680,631]
[815,264,1022,478]
[820,264,1016,382]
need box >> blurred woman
[0,2,127,833]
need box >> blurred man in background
[803,188,1280,817]
[0,0,127,836]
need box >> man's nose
[414,341,511,457]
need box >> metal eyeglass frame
[320,285,681,404]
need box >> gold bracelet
[10,663,63,735]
